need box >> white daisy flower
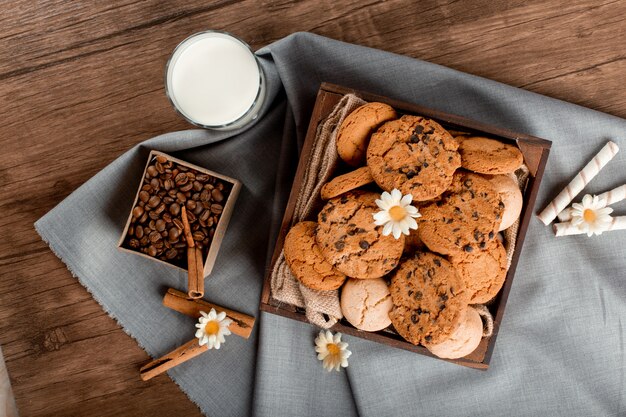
[373,189,422,239]
[194,308,233,349]
[570,194,613,237]
[314,330,351,372]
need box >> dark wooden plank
[0,0,624,414]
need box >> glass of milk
[165,31,266,130]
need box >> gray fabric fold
[34,32,625,417]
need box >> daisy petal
[400,194,413,206]
[382,222,393,236]
[391,189,402,201]
[392,223,402,239]
[406,217,418,230]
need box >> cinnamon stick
[187,246,204,299]
[163,288,255,339]
[180,206,195,248]
[140,339,206,381]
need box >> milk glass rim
[164,30,265,130]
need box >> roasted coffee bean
[186,200,197,211]
[132,206,144,218]
[193,231,205,241]
[186,211,196,223]
[155,162,165,174]
[154,203,166,215]
[150,178,160,190]
[211,189,224,202]
[204,183,214,190]
[200,189,211,202]
[196,174,210,182]
[129,238,140,248]
[166,248,177,259]
[210,204,223,214]
[128,225,134,236]
[168,227,180,242]
[156,155,167,164]
[139,236,149,246]
[149,231,162,243]
[147,165,158,177]
[162,212,172,223]
[192,223,200,231]
[163,196,175,204]
[193,181,203,192]
[156,219,166,232]
[148,210,160,220]
[148,195,161,208]
[174,241,187,249]
[199,210,211,223]
[139,212,149,224]
[173,218,184,230]
[193,205,203,216]
[175,173,188,186]
[168,204,180,217]
[164,178,174,190]
[175,192,186,203]
[141,184,151,192]
[201,201,211,209]
[180,182,193,192]
[139,190,150,203]
[147,245,158,257]
[135,225,144,238]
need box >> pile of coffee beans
[122,155,232,268]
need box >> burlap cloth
[270,94,530,332]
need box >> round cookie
[418,172,504,255]
[424,306,483,359]
[367,115,461,201]
[336,102,397,167]
[340,278,392,331]
[486,174,523,231]
[389,252,469,345]
[449,239,507,304]
[459,136,523,174]
[283,221,346,291]
[316,191,405,279]
[320,166,374,200]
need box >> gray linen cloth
[34,33,625,416]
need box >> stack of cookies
[283,101,525,360]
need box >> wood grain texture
[1,0,624,415]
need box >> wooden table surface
[1,0,624,415]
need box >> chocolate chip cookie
[458,136,524,174]
[283,221,346,291]
[389,252,469,345]
[336,102,397,167]
[418,172,504,255]
[449,239,508,304]
[320,166,374,200]
[367,115,461,201]
[316,191,405,279]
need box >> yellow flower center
[389,205,407,222]
[327,343,340,355]
[205,320,220,336]
[583,209,596,223]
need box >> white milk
[166,32,265,129]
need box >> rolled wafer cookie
[558,184,626,221]
[538,141,619,225]
[554,216,626,237]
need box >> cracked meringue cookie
[340,278,392,331]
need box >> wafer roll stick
[553,216,626,237]
[538,141,619,225]
[140,339,206,381]
[558,184,626,221]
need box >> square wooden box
[117,150,241,277]
[260,83,551,369]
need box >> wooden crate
[260,83,551,369]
